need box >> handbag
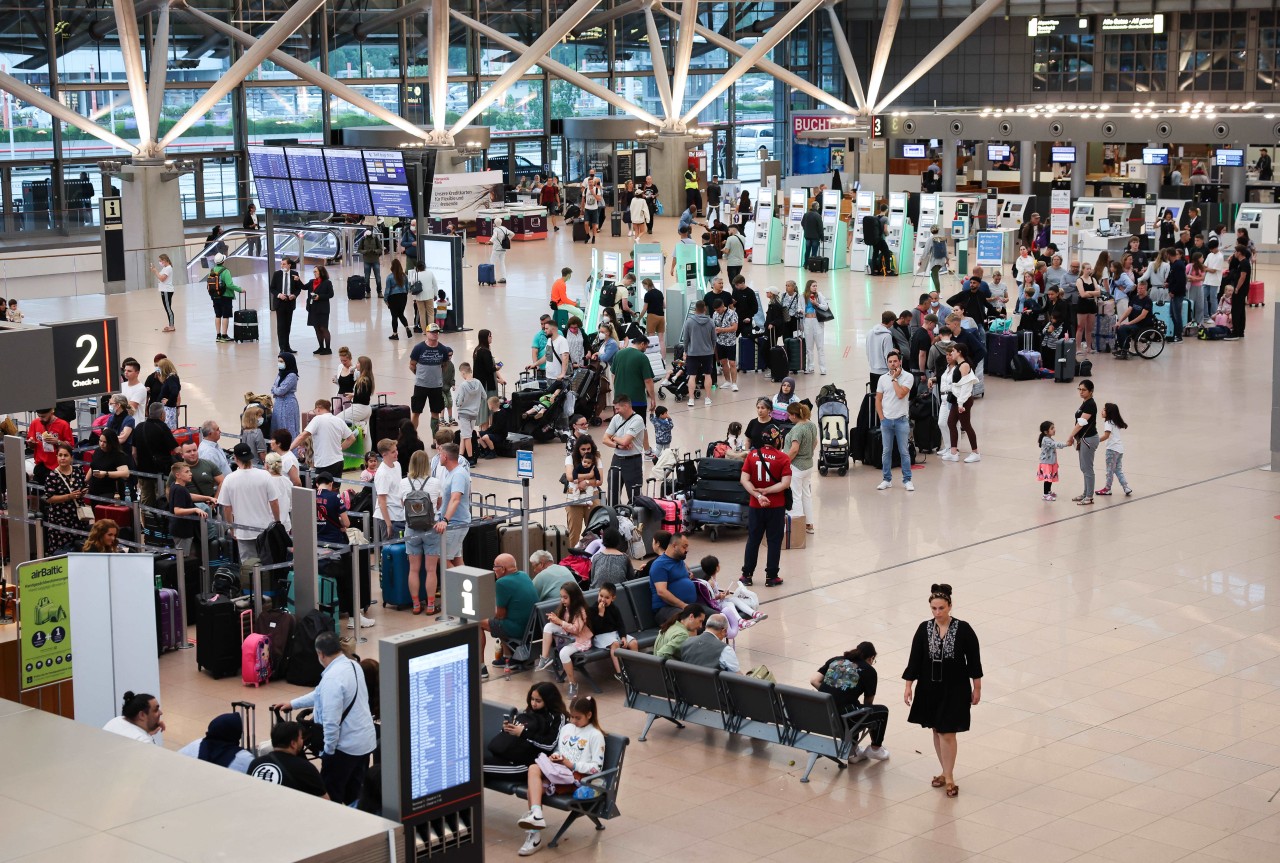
[814,304,835,323]
[60,472,93,522]
[408,272,423,296]
[746,665,776,682]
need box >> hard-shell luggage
[851,389,874,463]
[1151,301,1174,337]
[285,609,334,687]
[253,607,295,680]
[370,394,411,448]
[233,309,259,342]
[94,503,132,531]
[540,498,568,560]
[768,345,789,382]
[241,611,271,687]
[196,593,241,679]
[573,220,590,243]
[737,334,760,373]
[478,263,497,286]
[156,587,181,654]
[864,412,915,469]
[1054,338,1077,383]
[1014,349,1042,379]
[1248,280,1266,306]
[379,542,414,609]
[805,256,829,273]
[1094,312,1117,352]
[985,331,1017,378]
[785,336,804,373]
[330,547,373,618]
[687,499,750,528]
[346,274,369,300]
[499,496,542,561]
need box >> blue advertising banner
[975,232,1005,267]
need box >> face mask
[154,367,161,374]
[277,362,285,370]
[257,417,264,427]
[930,301,939,308]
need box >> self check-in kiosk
[820,189,846,269]
[913,193,941,273]
[1236,204,1280,264]
[1071,198,1141,254]
[752,187,783,265]
[998,195,1034,232]
[782,188,808,268]
[851,190,875,272]
[887,192,913,274]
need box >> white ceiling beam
[874,0,1003,113]
[863,0,902,111]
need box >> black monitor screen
[285,146,328,181]
[324,148,369,183]
[254,177,296,210]
[331,181,373,215]
[365,149,409,184]
[292,179,334,212]
[371,184,415,217]
[247,145,290,178]
[1142,148,1169,166]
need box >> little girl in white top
[1097,402,1132,496]
[516,695,607,855]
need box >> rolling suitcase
[155,587,181,654]
[370,394,411,448]
[851,387,874,463]
[784,514,806,549]
[499,496,542,561]
[94,503,133,532]
[462,494,502,569]
[984,331,1017,378]
[379,542,413,609]
[478,263,496,286]
[691,479,751,506]
[539,497,568,560]
[737,334,759,373]
[696,457,742,482]
[805,256,829,273]
[233,292,258,342]
[254,607,295,680]
[687,499,749,528]
[573,220,589,242]
[768,345,789,382]
[196,593,241,679]
[1248,280,1265,306]
[1151,301,1175,337]
[785,336,804,373]
[346,274,369,300]
[1054,338,1077,383]
[241,610,271,687]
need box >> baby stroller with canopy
[656,358,689,401]
[817,400,850,476]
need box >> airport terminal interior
[3,2,1280,862]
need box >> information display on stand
[420,235,466,331]
[975,232,1005,268]
[407,644,472,800]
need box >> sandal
[805,525,815,535]
[411,602,423,615]
[931,775,946,788]
[1071,494,1086,502]
[1076,498,1094,506]
[946,782,959,798]
[425,602,436,615]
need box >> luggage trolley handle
[231,700,256,752]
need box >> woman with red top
[539,176,562,232]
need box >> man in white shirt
[1201,238,1225,324]
[198,421,233,476]
[530,318,571,382]
[217,443,282,562]
[374,438,404,542]
[102,691,163,744]
[120,358,148,420]
[875,350,915,492]
[292,399,356,479]
[603,395,645,502]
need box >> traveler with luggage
[269,257,303,353]
[679,300,717,408]
[875,351,915,491]
[739,441,792,587]
[801,280,830,375]
[219,442,282,562]
[602,395,645,503]
[398,218,418,270]
[358,229,384,297]
[491,217,514,283]
[801,201,823,265]
[408,324,454,433]
[208,253,242,343]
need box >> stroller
[816,400,850,476]
[656,358,689,401]
[517,380,567,442]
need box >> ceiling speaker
[999,121,1013,136]
[1049,122,1064,137]
[1102,122,1117,139]
[902,119,916,135]
[1156,122,1172,139]
[1214,122,1230,139]
[950,120,963,136]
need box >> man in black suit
[270,257,303,353]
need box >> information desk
[428,214,461,236]
[475,206,549,243]
[1078,231,1131,259]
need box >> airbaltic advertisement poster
[17,556,73,691]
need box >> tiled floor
[8,219,1280,862]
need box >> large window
[1101,32,1169,93]
[1176,12,1247,92]
[1033,31,1095,92]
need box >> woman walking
[384,259,412,340]
[305,264,334,355]
[150,254,176,332]
[903,584,982,799]
[1064,378,1099,506]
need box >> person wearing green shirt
[478,553,539,679]
[609,332,657,454]
[785,402,818,535]
[653,603,707,659]
[530,314,551,365]
[209,253,243,343]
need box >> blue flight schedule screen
[324,148,369,183]
[365,150,408,184]
[371,184,415,217]
[292,179,333,213]
[247,145,289,179]
[331,181,373,216]
[254,177,296,210]
[407,645,472,800]
[285,147,328,181]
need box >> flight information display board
[246,144,415,216]
[324,148,369,183]
[331,181,372,215]
[247,145,289,178]
[365,150,408,184]
[371,184,415,217]
[285,147,328,181]
[255,177,296,211]
[407,644,472,800]
[292,179,333,213]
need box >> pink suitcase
[240,610,271,687]
[654,497,685,535]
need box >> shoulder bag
[751,448,793,510]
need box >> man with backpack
[357,229,383,297]
[207,253,242,342]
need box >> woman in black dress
[305,264,334,355]
[903,583,982,798]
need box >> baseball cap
[427,323,441,333]
[214,253,226,264]
[232,442,252,461]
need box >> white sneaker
[941,452,959,462]
[517,810,546,830]
[876,480,892,490]
[687,398,695,407]
[704,397,712,406]
[964,453,982,463]
[346,613,376,629]
[518,832,543,856]
[731,383,739,392]
[904,481,915,492]
[859,745,891,761]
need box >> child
[651,405,673,454]
[454,362,486,463]
[434,289,449,332]
[726,421,747,452]
[240,405,267,465]
[440,357,456,425]
[586,583,639,680]
[1200,286,1234,338]
[534,582,593,697]
[1097,403,1132,497]
[516,695,606,854]
[6,298,23,323]
[695,554,766,636]
[359,451,379,483]
[1037,420,1068,501]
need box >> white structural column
[673,13,857,115]
[450,0,602,135]
[873,0,1003,113]
[668,0,699,116]
[862,0,902,111]
[162,0,328,148]
[113,0,154,149]
[581,0,646,31]
[146,3,170,145]
[642,1,676,122]
[825,1,866,114]
[680,0,827,126]
[0,70,138,154]
[428,0,449,134]
[178,4,431,142]
[453,11,662,126]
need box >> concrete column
[647,138,696,218]
[1227,164,1247,214]
[1146,143,1161,195]
[119,162,188,292]
[1020,141,1034,194]
[942,142,957,193]
[1070,160,1086,198]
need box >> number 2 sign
[50,318,120,401]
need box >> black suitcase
[346,274,369,300]
[785,336,804,373]
[851,389,874,463]
[573,220,589,242]
[370,394,411,447]
[696,457,742,482]
[805,256,829,273]
[985,331,1016,378]
[768,345,788,382]
[233,308,259,342]
[462,521,501,570]
[611,210,623,237]
[196,594,241,679]
[692,478,751,505]
[1054,338,1077,383]
[864,415,916,469]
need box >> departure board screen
[254,177,296,211]
[371,184,415,217]
[365,149,408,184]
[292,179,333,212]
[407,644,472,800]
[247,145,289,178]
[330,181,372,215]
[244,145,414,216]
[324,148,369,183]
[285,147,328,181]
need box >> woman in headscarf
[771,376,798,421]
[270,350,301,440]
[177,712,254,772]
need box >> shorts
[403,525,441,556]
[647,315,666,334]
[592,631,620,649]
[458,414,476,439]
[213,297,233,318]
[716,344,737,362]
[412,386,445,415]
[443,524,467,560]
[488,615,524,640]
[685,354,715,378]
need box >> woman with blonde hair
[399,450,441,615]
[339,355,375,430]
[264,452,294,531]
[155,357,181,429]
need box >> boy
[651,405,673,454]
[167,462,207,556]
[6,298,23,323]
[453,362,486,464]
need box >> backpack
[206,269,223,300]
[599,283,618,308]
[499,229,511,251]
[862,215,881,242]
[404,478,435,531]
[254,521,292,567]
[931,238,946,259]
[821,658,861,692]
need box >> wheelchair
[1115,318,1166,360]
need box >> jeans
[1078,435,1098,498]
[742,506,785,581]
[880,416,912,482]
[1201,285,1217,322]
[804,238,820,262]
[363,261,382,294]
[1171,294,1184,336]
[1104,450,1129,491]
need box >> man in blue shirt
[649,532,697,624]
[435,443,471,565]
[273,631,376,804]
[677,204,703,234]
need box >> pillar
[1020,140,1033,194]
[942,141,957,193]
[1227,164,1247,215]
[1145,143,1160,196]
[646,137,698,217]
[118,162,189,293]
[1070,158,1086,198]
